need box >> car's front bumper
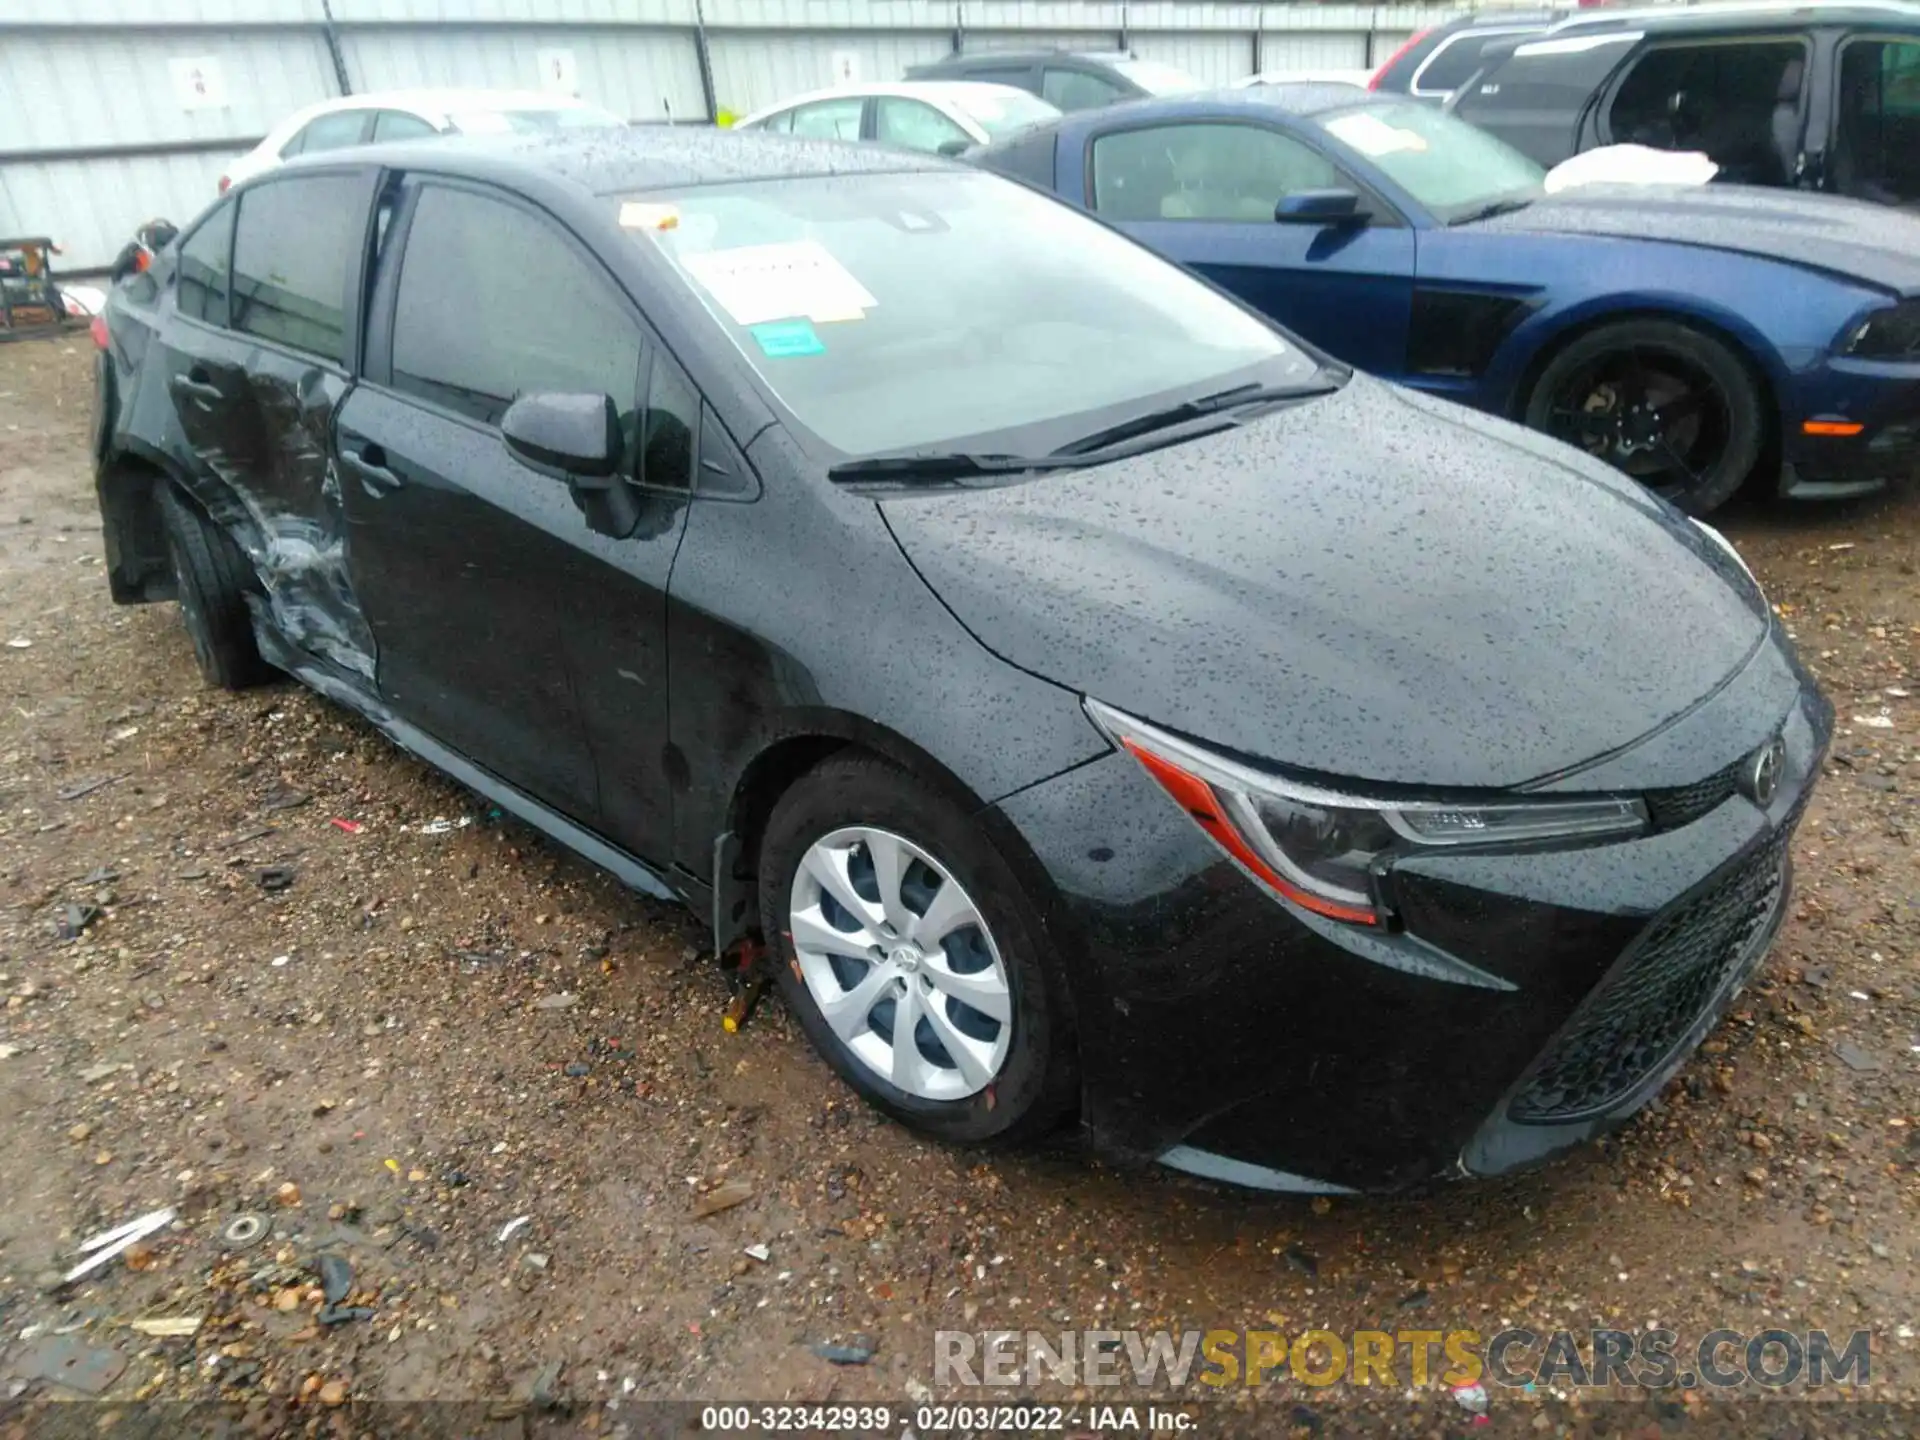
[989,666,1832,1194]
[1781,356,1920,499]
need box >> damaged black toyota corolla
[92,128,1830,1193]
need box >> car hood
[879,378,1770,790]
[1464,184,1920,296]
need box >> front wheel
[1524,320,1766,515]
[757,753,1076,1145]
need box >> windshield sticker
[683,240,877,326]
[749,319,826,358]
[618,201,680,231]
[1324,112,1429,157]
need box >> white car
[219,88,626,193]
[734,81,1059,155]
[1236,69,1376,91]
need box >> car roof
[290,87,607,123]
[279,124,947,196]
[1534,0,1920,37]
[1235,82,1389,116]
[928,49,1135,67]
[973,86,1377,157]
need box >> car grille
[1644,756,1742,831]
[1509,808,1800,1125]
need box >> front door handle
[341,441,403,496]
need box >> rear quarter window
[175,201,233,325]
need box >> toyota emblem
[1742,735,1786,807]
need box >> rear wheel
[159,485,268,690]
[1524,319,1765,515]
[757,754,1076,1145]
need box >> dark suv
[1451,1,1920,205]
[904,50,1199,110]
[1368,10,1564,102]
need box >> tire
[758,753,1077,1146]
[1523,319,1766,516]
[158,484,268,690]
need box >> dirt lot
[0,336,1915,1436]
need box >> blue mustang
[972,84,1920,514]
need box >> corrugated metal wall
[1,0,1474,272]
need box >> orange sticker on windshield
[619,202,680,231]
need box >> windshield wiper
[1050,380,1340,458]
[1450,196,1535,226]
[827,451,1086,484]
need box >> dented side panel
[161,327,375,682]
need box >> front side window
[176,201,233,324]
[1315,102,1542,221]
[1606,38,1807,183]
[286,109,370,158]
[629,169,1316,457]
[372,110,439,142]
[229,175,362,363]
[1092,123,1342,221]
[390,184,642,435]
[787,98,864,140]
[874,98,971,152]
[1043,67,1127,111]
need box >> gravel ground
[0,337,1914,1437]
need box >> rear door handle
[341,441,403,496]
[170,374,221,404]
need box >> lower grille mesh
[1509,811,1799,1125]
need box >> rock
[317,1379,347,1406]
[67,1122,91,1142]
[274,1288,304,1312]
[79,1063,120,1084]
[563,1062,590,1077]
[534,993,578,1011]
[523,1252,550,1271]
[812,1336,877,1366]
[1834,1040,1881,1072]
[276,1181,302,1207]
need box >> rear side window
[283,109,369,158]
[175,202,232,324]
[372,110,438,142]
[389,184,643,433]
[230,174,362,364]
[1043,67,1128,110]
[788,98,864,140]
[874,97,971,152]
[1413,28,1544,96]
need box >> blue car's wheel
[1525,320,1764,515]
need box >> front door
[1076,120,1417,377]
[340,177,688,846]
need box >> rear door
[156,168,380,678]
[340,176,689,850]
[1450,31,1643,165]
[1074,118,1417,376]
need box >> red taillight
[90,314,109,350]
[1369,27,1430,89]
[1119,738,1380,927]
[218,174,231,193]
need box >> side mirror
[501,392,620,480]
[936,138,972,158]
[1274,188,1364,225]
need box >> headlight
[1087,700,1648,927]
[1842,299,1920,359]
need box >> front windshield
[950,88,1060,138]
[1315,101,1543,221]
[1109,57,1203,95]
[625,171,1315,456]
[452,106,626,134]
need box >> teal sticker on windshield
[750,320,825,358]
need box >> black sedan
[90,129,1829,1193]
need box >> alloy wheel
[1543,344,1733,502]
[786,826,1012,1102]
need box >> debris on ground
[692,1180,754,1218]
[59,1206,175,1286]
[811,1336,877,1366]
[127,1316,202,1337]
